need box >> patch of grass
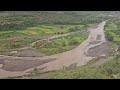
[0,38,38,51]
[17,25,85,35]
[0,24,89,38]
[0,23,92,56]
[33,32,88,55]
[0,25,89,52]
[105,20,120,45]
[0,30,25,39]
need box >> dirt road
[0,21,109,78]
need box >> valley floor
[0,21,114,78]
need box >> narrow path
[30,31,80,47]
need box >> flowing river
[0,21,107,78]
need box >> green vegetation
[0,11,110,30]
[104,20,120,45]
[0,38,38,52]
[0,31,26,39]
[17,25,86,35]
[0,24,86,39]
[0,21,92,56]
[0,11,110,54]
[0,24,89,54]
[33,31,88,55]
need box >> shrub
[105,32,114,41]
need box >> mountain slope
[0,11,110,30]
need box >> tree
[106,32,114,41]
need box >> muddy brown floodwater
[86,41,113,57]
[0,21,112,78]
[0,59,56,71]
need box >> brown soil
[96,35,102,40]
[89,41,101,45]
[0,58,56,71]
[86,41,113,57]
[15,49,45,57]
[68,63,78,68]
[3,49,45,57]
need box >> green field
[33,31,88,55]
[0,38,38,52]
[104,20,120,45]
[0,24,89,55]
[17,25,86,35]
[0,24,87,37]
